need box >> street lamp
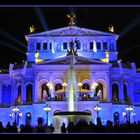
[44,104,51,126]
[122,111,126,123]
[62,82,67,97]
[94,104,102,118]
[126,105,133,122]
[77,82,83,97]
[12,106,19,124]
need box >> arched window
[95,83,103,99]
[82,83,90,90]
[123,84,128,102]
[25,112,32,125]
[55,83,63,91]
[114,112,119,125]
[26,84,33,102]
[17,85,21,103]
[41,83,49,99]
[112,83,119,101]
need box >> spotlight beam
[34,7,48,31]
[120,14,140,38]
[0,40,25,54]
[0,28,26,48]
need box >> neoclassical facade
[0,25,140,128]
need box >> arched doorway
[41,83,49,100]
[55,83,63,100]
[81,83,90,100]
[25,112,32,125]
[17,85,21,103]
[26,84,33,102]
[112,83,119,102]
[114,112,119,125]
[95,83,103,100]
[123,84,128,102]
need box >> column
[51,40,55,54]
[119,78,124,102]
[93,39,97,52]
[12,78,16,104]
[21,78,26,102]
[128,80,134,104]
[106,72,111,101]
[49,73,54,98]
[0,80,2,103]
[41,42,43,51]
[101,41,103,51]
[34,72,39,102]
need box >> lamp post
[132,112,136,122]
[62,82,67,97]
[122,112,126,123]
[44,104,51,126]
[126,105,133,122]
[12,106,19,124]
[77,82,83,97]
[94,104,102,118]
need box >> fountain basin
[53,111,92,132]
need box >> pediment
[26,26,119,38]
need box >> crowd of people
[0,117,140,133]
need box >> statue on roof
[29,25,35,33]
[66,14,76,26]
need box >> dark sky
[0,6,140,69]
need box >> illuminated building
[0,24,140,129]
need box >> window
[76,42,81,49]
[90,42,93,50]
[82,83,90,90]
[37,43,41,50]
[26,84,33,102]
[103,42,108,51]
[124,84,128,102]
[96,42,101,50]
[17,85,21,103]
[112,83,119,102]
[41,83,49,99]
[43,43,47,50]
[50,42,52,50]
[55,83,63,91]
[63,42,67,50]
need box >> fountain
[53,39,92,132]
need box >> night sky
[0,6,140,69]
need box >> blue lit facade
[0,26,140,128]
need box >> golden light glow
[109,25,114,33]
[29,25,35,33]
[47,82,53,90]
[91,82,98,90]
[77,82,83,87]
[62,82,67,87]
